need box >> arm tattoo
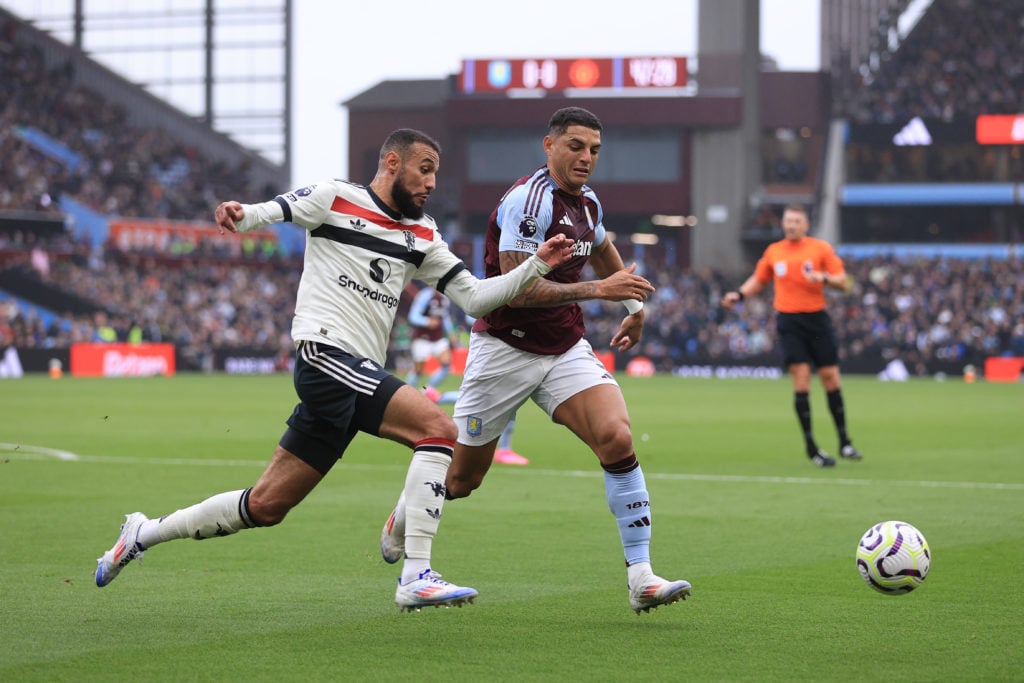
[500,250,597,307]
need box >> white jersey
[235,179,551,364]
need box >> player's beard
[392,172,425,220]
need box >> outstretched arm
[721,275,767,309]
[442,234,576,318]
[499,240,653,308]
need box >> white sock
[138,489,256,548]
[400,440,453,584]
[627,561,655,587]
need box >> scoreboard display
[460,57,688,94]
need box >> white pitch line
[1,443,1022,491]
[0,442,80,461]
[503,467,1024,491]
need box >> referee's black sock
[794,391,817,453]
[827,389,850,446]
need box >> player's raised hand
[536,233,576,267]
[215,201,245,234]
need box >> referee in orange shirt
[721,204,863,467]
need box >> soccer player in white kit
[381,108,691,613]
[93,128,575,611]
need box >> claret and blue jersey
[475,167,607,355]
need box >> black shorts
[775,311,839,369]
[279,340,403,475]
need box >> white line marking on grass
[2,444,1020,491]
[0,445,407,471]
[0,442,80,461]
[498,467,1024,491]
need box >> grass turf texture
[1,373,1021,681]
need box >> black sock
[827,389,850,446]
[794,392,816,453]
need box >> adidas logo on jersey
[892,116,933,146]
[559,213,573,226]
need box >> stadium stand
[1,4,1020,378]
[1,209,1020,376]
[0,8,294,370]
[579,253,1023,377]
[0,31,272,221]
[841,0,1024,124]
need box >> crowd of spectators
[0,19,266,221]
[841,0,1024,124]
[605,255,1024,376]
[3,228,1021,377]
[837,0,1024,186]
[1,227,299,370]
[3,4,1022,377]
[843,141,1022,184]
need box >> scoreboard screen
[460,57,688,94]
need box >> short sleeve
[496,185,551,253]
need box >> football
[855,520,931,594]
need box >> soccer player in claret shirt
[93,128,576,611]
[405,285,456,395]
[380,107,692,614]
[721,203,863,467]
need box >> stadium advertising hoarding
[0,347,72,377]
[460,57,687,94]
[213,347,293,374]
[849,115,1024,146]
[108,219,276,253]
[975,114,1024,145]
[846,118,976,146]
[70,343,175,377]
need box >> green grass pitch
[1,373,1022,681]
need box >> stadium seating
[841,0,1024,124]
[2,5,1020,378]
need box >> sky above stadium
[2,0,818,185]
[292,0,820,186]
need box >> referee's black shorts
[775,310,839,369]
[279,340,404,475]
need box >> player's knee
[422,409,458,442]
[599,422,635,459]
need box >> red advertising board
[108,219,276,253]
[460,57,687,94]
[70,343,176,377]
[975,115,1024,144]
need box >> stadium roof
[344,79,450,111]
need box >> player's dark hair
[380,128,441,162]
[548,107,602,136]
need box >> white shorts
[453,332,618,445]
[410,337,450,363]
